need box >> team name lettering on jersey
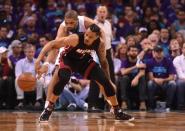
[76,49,92,55]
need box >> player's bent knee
[58,68,71,82]
[91,65,116,97]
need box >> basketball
[17,72,36,92]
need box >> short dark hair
[89,24,100,36]
[64,10,78,20]
[39,35,49,41]
[153,45,163,52]
[128,45,138,51]
[24,44,36,51]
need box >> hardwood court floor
[0,111,185,131]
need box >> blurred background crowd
[0,0,185,112]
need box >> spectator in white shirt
[173,42,185,110]
[15,44,43,110]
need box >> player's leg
[39,67,71,122]
[46,66,60,105]
[87,64,134,121]
[106,49,115,83]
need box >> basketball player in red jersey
[35,24,134,122]
[37,10,105,106]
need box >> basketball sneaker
[39,104,54,122]
[111,107,134,121]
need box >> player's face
[65,18,78,31]
[84,29,98,46]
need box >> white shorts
[55,47,65,65]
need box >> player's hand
[37,65,49,79]
[131,78,139,87]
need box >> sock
[45,101,54,108]
[112,105,120,112]
[113,105,119,109]
[17,99,24,102]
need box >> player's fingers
[36,73,42,79]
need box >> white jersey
[94,19,112,50]
[61,16,86,33]
[55,16,90,65]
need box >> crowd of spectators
[0,0,185,112]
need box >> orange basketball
[17,72,36,92]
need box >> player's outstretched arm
[96,39,116,91]
[44,24,68,65]
[35,34,78,73]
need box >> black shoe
[34,99,44,111]
[15,102,25,110]
[112,108,134,121]
[39,104,54,122]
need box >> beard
[129,55,137,60]
[155,56,163,61]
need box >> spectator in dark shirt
[159,28,170,57]
[116,19,135,40]
[3,2,18,28]
[0,26,11,48]
[171,8,185,33]
[18,1,33,27]
[164,0,180,25]
[147,45,176,111]
[35,36,49,58]
[117,45,147,110]
[9,40,25,76]
[0,46,14,109]
[23,16,42,36]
